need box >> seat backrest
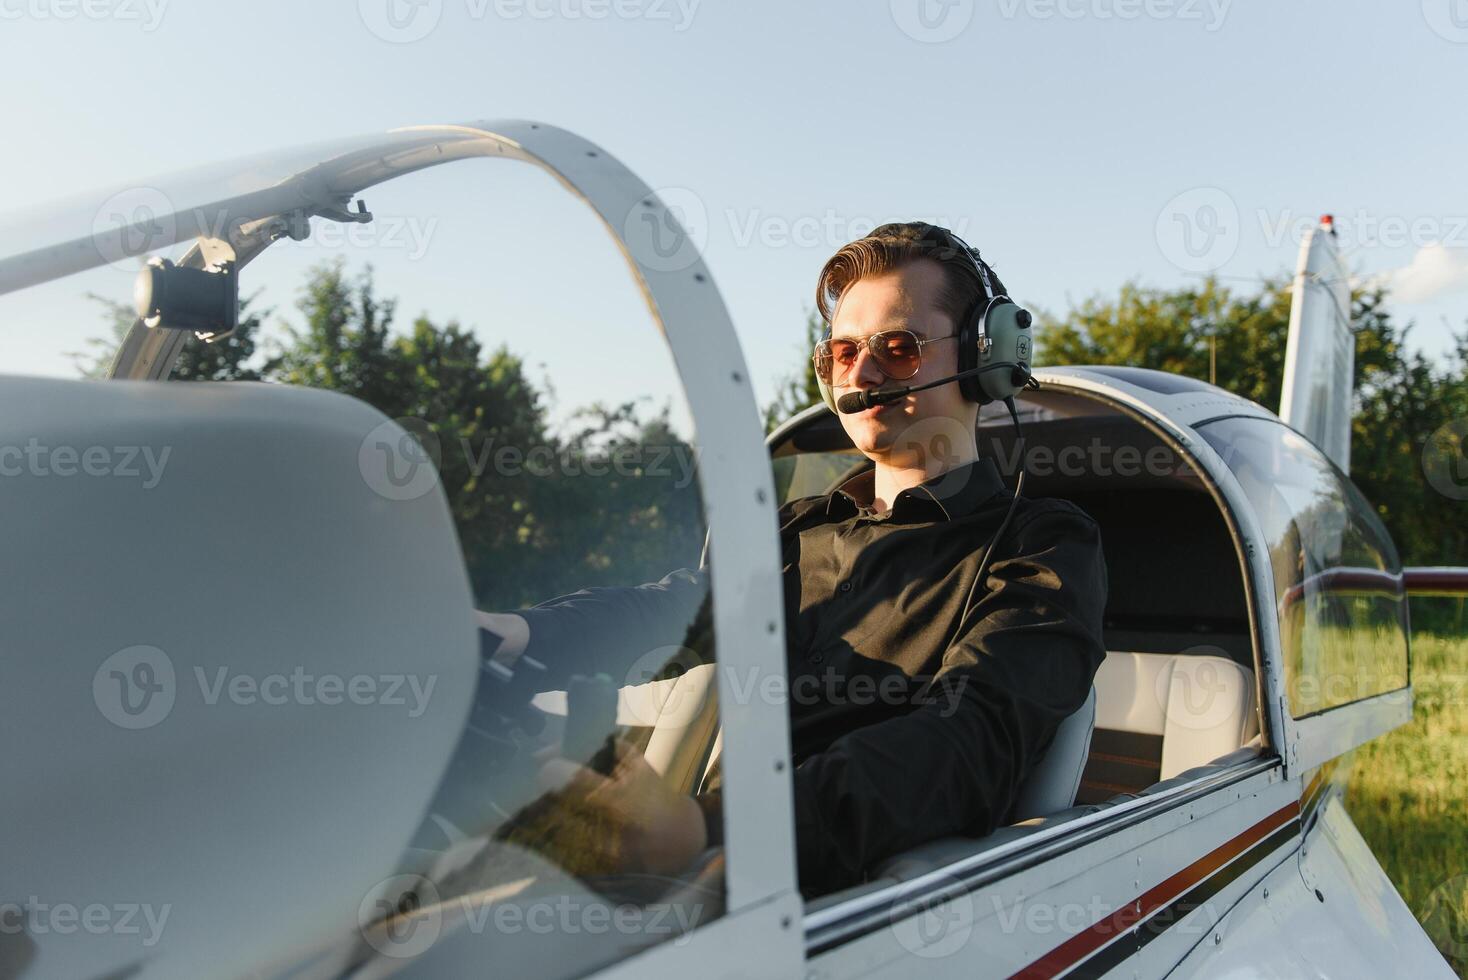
[531,663,721,795]
[635,663,722,793]
[1011,685,1097,821]
[1078,651,1258,804]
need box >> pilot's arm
[481,565,711,690]
[708,500,1108,897]
[467,567,714,878]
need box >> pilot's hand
[538,739,707,878]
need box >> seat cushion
[1079,651,1258,803]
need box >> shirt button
[839,581,853,593]
[811,653,825,664]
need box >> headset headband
[920,223,1002,308]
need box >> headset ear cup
[818,374,837,413]
[977,299,1032,403]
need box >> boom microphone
[835,362,1030,414]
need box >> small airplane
[1,120,1464,979]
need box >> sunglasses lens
[815,339,860,384]
[872,331,921,379]
[815,331,924,385]
[813,347,832,384]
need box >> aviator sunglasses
[813,329,956,386]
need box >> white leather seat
[1011,685,1096,820]
[637,663,721,793]
[532,662,721,794]
[1079,651,1258,803]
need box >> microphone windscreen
[836,391,868,414]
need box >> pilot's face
[828,258,976,465]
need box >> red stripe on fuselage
[1009,799,1301,979]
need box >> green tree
[1036,275,1468,631]
[1347,301,1468,622]
[265,259,400,405]
[70,290,268,380]
[762,309,827,432]
[261,259,702,609]
[1037,276,1293,408]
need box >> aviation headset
[815,223,1035,414]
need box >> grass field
[1344,629,1468,976]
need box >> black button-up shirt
[516,457,1108,898]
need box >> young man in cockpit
[481,222,1107,898]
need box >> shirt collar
[825,456,1006,522]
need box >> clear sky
[2,0,1466,424]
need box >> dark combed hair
[814,221,1005,330]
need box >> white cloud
[1373,244,1468,303]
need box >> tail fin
[1279,215,1354,472]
